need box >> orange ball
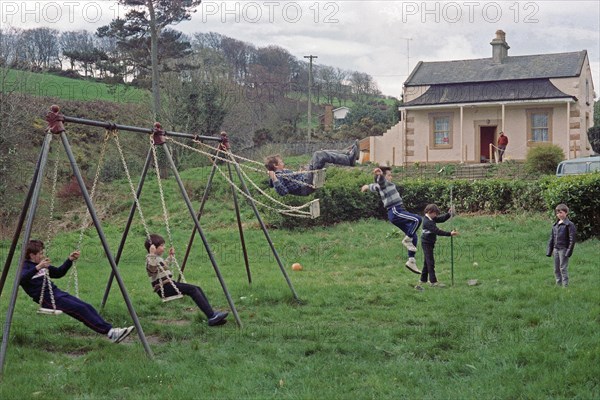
[291,263,303,271]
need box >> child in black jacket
[416,204,458,290]
[546,203,576,287]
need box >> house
[367,31,596,166]
[319,105,351,131]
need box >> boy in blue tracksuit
[416,204,459,290]
[361,167,422,274]
[20,240,134,343]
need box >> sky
[2,0,599,99]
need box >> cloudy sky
[4,0,599,98]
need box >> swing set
[0,104,313,377]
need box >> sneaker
[108,326,135,343]
[429,282,446,288]
[208,311,229,326]
[347,140,360,166]
[405,258,421,274]
[401,236,417,252]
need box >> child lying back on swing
[144,234,228,326]
[265,140,360,196]
[20,240,135,343]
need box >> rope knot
[45,105,65,134]
[219,131,230,151]
[152,122,166,145]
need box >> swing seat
[312,169,326,189]
[161,294,184,303]
[309,199,320,219]
[37,307,63,315]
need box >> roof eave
[400,97,576,111]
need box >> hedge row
[267,167,600,241]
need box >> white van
[556,156,600,177]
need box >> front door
[480,126,497,163]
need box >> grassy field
[0,167,599,399]
[1,69,148,103]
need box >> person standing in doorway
[497,131,509,162]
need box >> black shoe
[347,140,359,166]
[208,311,228,326]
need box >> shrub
[541,173,600,241]
[269,169,547,229]
[525,144,564,175]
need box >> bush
[269,169,547,229]
[541,173,600,241]
[525,144,564,175]
[587,126,600,154]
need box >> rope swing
[114,130,185,302]
[167,137,321,219]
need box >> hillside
[1,69,148,103]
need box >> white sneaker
[108,326,135,343]
[402,236,417,252]
[405,258,421,274]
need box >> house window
[527,108,553,144]
[429,113,453,148]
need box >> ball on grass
[291,263,303,271]
[473,262,479,267]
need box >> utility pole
[399,38,413,76]
[304,55,318,141]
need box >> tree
[98,0,201,119]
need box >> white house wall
[370,101,579,165]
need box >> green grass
[1,166,599,399]
[1,69,148,103]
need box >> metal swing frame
[0,107,155,378]
[92,117,300,327]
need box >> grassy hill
[0,164,599,398]
[1,69,148,103]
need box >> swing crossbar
[62,116,221,142]
[37,308,63,315]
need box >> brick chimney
[490,30,510,63]
[323,104,334,131]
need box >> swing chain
[149,140,186,284]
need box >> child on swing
[265,140,360,196]
[20,240,135,343]
[144,234,228,326]
[361,167,422,274]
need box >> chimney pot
[490,30,510,64]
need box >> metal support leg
[180,159,218,275]
[60,132,153,359]
[101,147,153,308]
[0,134,50,296]
[226,161,252,284]
[228,155,300,301]
[0,133,52,378]
[161,144,242,328]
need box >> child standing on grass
[415,204,458,290]
[145,234,228,326]
[20,240,135,343]
[361,166,422,274]
[546,204,576,287]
